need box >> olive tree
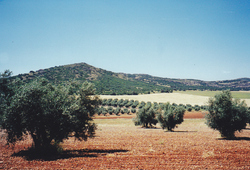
[2,78,99,151]
[205,90,249,139]
[0,70,19,125]
[125,100,134,108]
[131,100,139,108]
[114,107,121,115]
[133,105,158,128]
[107,106,114,115]
[157,103,185,131]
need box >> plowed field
[1,116,250,169]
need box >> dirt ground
[94,111,205,119]
[1,113,250,169]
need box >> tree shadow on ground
[217,137,250,141]
[164,130,197,133]
[141,127,161,129]
[12,148,129,161]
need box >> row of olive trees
[98,106,136,116]
[0,70,99,153]
[99,98,208,117]
[101,98,139,108]
[101,98,208,111]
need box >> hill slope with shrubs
[13,62,250,94]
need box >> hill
[14,62,250,94]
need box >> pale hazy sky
[0,0,249,81]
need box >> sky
[0,0,249,81]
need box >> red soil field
[94,111,206,119]
[1,115,250,169]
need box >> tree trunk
[31,131,52,150]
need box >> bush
[146,102,152,108]
[131,108,136,113]
[138,101,146,109]
[187,107,192,112]
[114,107,121,115]
[157,103,185,131]
[97,107,103,115]
[153,102,159,110]
[194,106,200,111]
[123,108,130,114]
[123,99,129,106]
[106,99,112,106]
[125,100,134,108]
[205,90,249,139]
[101,107,108,116]
[159,103,165,110]
[111,98,118,107]
[131,100,139,108]
[2,79,99,150]
[117,99,124,107]
[101,99,107,106]
[107,106,114,115]
[133,105,158,128]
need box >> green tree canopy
[157,103,185,131]
[205,90,249,138]
[2,78,99,151]
[133,105,158,128]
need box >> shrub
[131,100,139,108]
[125,100,134,108]
[146,102,152,108]
[106,99,112,106]
[97,107,104,115]
[194,106,200,111]
[159,103,165,110]
[114,107,121,115]
[179,103,184,107]
[133,105,158,128]
[157,103,185,131]
[153,102,159,110]
[107,106,114,115]
[123,99,129,106]
[205,90,249,139]
[101,99,107,105]
[101,107,108,116]
[111,98,118,107]
[123,108,130,114]
[138,101,146,109]
[187,107,192,112]
[131,108,136,113]
[117,99,124,107]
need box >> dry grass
[100,93,210,106]
[99,92,250,106]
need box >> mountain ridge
[14,62,250,94]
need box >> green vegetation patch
[176,90,250,99]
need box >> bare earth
[99,93,250,106]
[1,113,250,169]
